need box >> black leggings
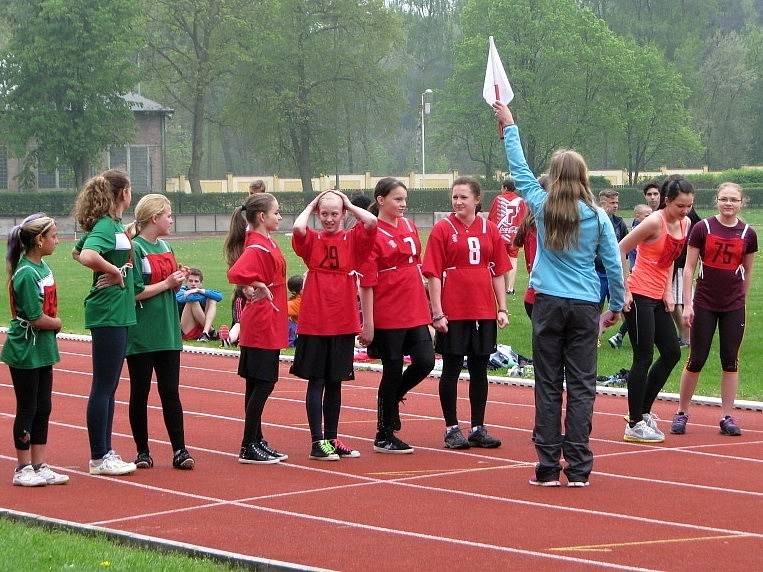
[87,326,128,459]
[687,306,745,373]
[377,338,435,432]
[126,350,185,454]
[306,378,341,441]
[10,366,53,450]
[625,294,681,422]
[438,353,490,427]
[242,378,275,446]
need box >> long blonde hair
[73,170,130,231]
[543,149,595,250]
[127,194,171,236]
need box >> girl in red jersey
[513,211,537,319]
[292,190,377,461]
[671,183,757,436]
[227,193,289,464]
[422,177,511,449]
[488,176,526,295]
[359,178,435,454]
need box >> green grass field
[1,207,761,400]
[0,517,237,570]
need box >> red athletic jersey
[422,214,511,320]
[227,232,288,350]
[359,218,431,329]
[293,224,377,335]
[488,191,527,256]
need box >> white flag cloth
[483,36,513,105]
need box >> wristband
[432,314,446,322]
[497,309,508,315]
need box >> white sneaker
[624,420,665,443]
[13,465,47,487]
[36,463,70,485]
[642,413,665,438]
[89,450,137,476]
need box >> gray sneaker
[444,427,471,449]
[623,420,664,443]
[642,413,664,438]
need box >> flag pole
[494,83,504,138]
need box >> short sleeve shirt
[690,216,758,312]
[1,258,60,368]
[82,216,136,329]
[127,236,182,355]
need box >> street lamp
[420,88,433,187]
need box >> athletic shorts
[182,325,204,341]
[290,334,355,381]
[367,325,433,360]
[434,319,497,356]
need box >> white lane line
[0,454,657,571]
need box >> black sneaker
[309,440,339,461]
[172,448,195,470]
[134,452,154,469]
[444,427,471,449]
[196,332,211,342]
[259,440,288,461]
[239,442,280,464]
[373,432,413,454]
[468,426,502,448]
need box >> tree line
[1,0,761,191]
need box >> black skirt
[367,325,433,360]
[290,334,355,381]
[434,319,497,356]
[238,347,281,383]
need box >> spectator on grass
[2,213,69,487]
[287,275,303,348]
[74,169,137,477]
[488,176,527,295]
[618,177,694,444]
[495,101,623,487]
[422,176,510,451]
[176,268,222,342]
[249,180,266,195]
[672,183,757,437]
[124,194,195,471]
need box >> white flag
[483,36,513,105]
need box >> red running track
[1,337,762,570]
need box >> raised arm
[293,192,326,237]
[337,190,377,231]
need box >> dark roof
[122,92,173,114]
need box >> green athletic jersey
[82,216,136,329]
[127,236,182,355]
[1,258,60,369]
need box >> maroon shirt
[690,216,757,312]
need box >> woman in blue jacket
[494,102,624,487]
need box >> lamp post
[420,88,433,187]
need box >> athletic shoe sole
[529,479,561,487]
[567,481,590,488]
[238,457,280,465]
[468,440,501,448]
[308,454,340,461]
[373,445,413,454]
[623,435,665,443]
[89,464,137,476]
[174,458,196,469]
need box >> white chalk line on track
[4,375,763,491]
[28,365,763,464]
[3,392,763,532]
[0,447,748,572]
[0,453,659,572]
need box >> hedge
[3,185,763,217]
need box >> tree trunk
[73,157,91,191]
[220,124,237,175]
[188,89,205,194]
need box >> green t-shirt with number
[1,258,60,369]
[82,216,136,329]
[127,236,183,355]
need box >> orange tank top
[628,212,687,299]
